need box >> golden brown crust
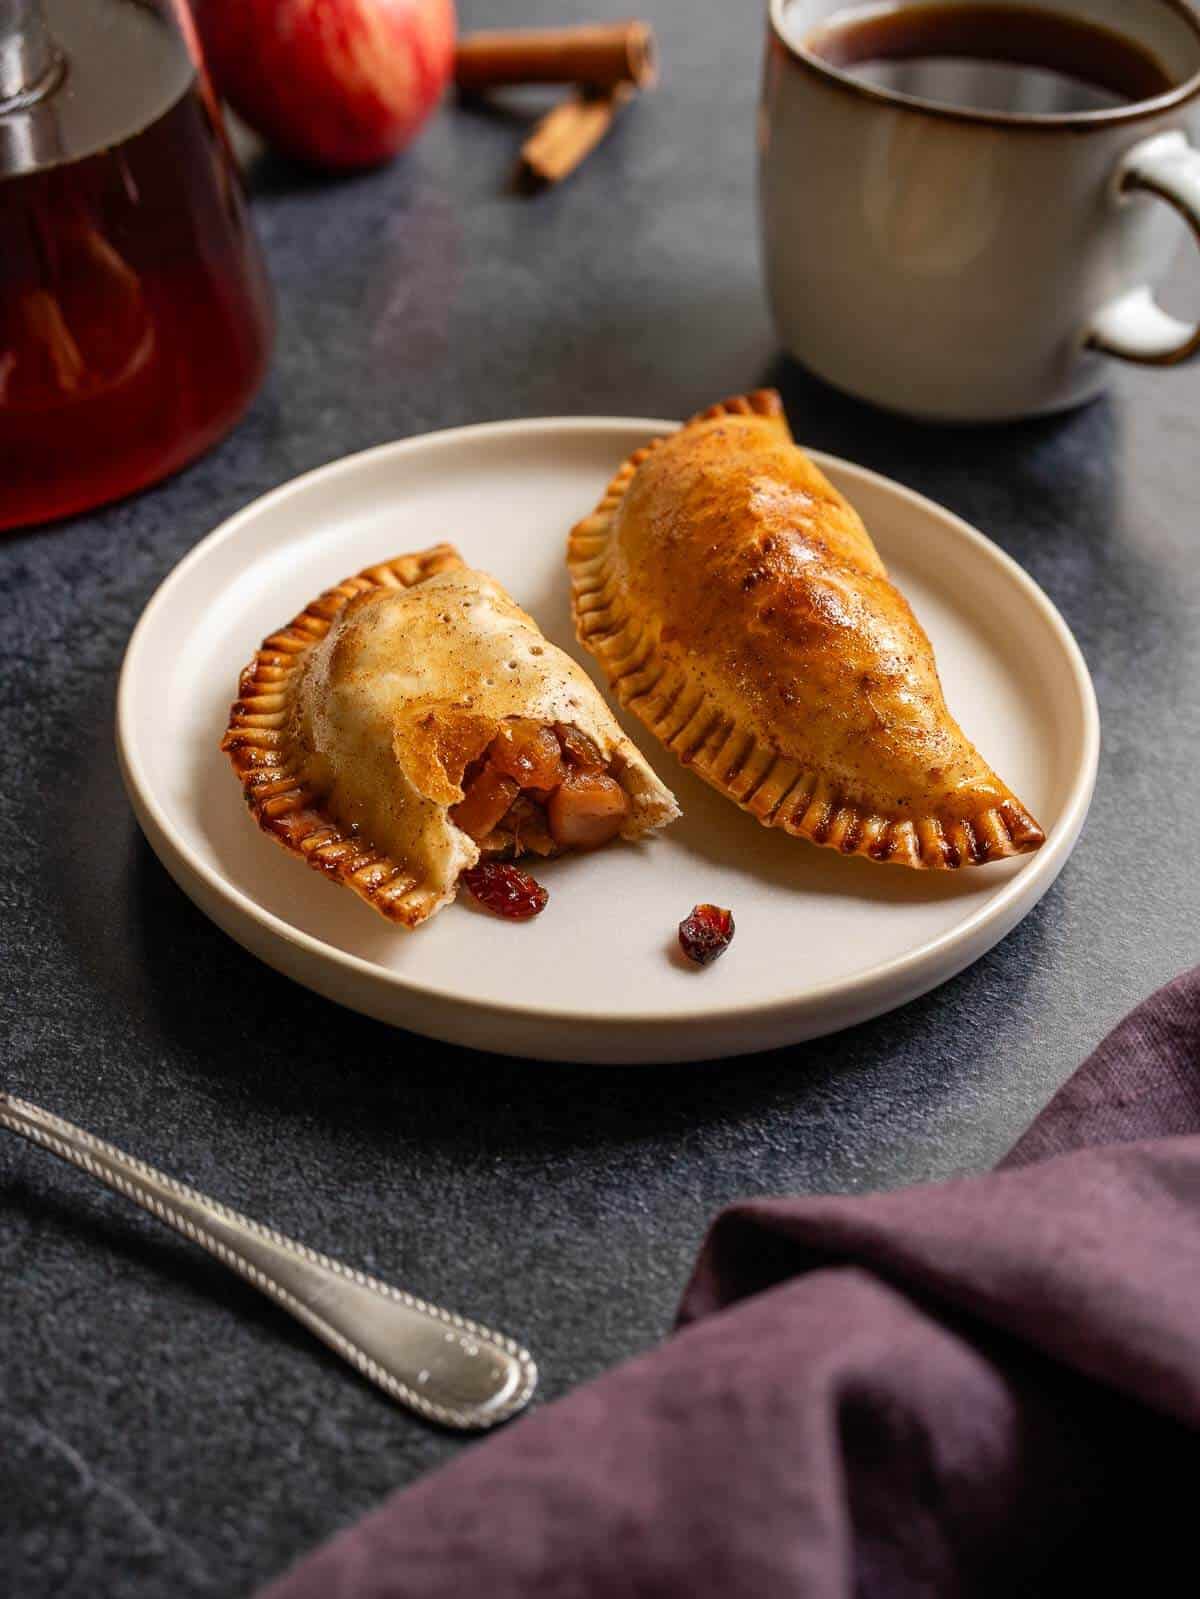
[221,545,469,926]
[568,391,1045,870]
[222,546,679,927]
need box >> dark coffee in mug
[804,2,1175,114]
[765,0,1200,418]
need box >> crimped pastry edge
[567,391,1045,870]
[220,544,469,927]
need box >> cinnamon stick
[456,22,657,93]
[518,84,634,187]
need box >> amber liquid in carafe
[804,3,1175,115]
[0,0,272,530]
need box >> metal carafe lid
[0,0,66,172]
[0,0,196,179]
[0,0,62,109]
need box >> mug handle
[1088,132,1200,365]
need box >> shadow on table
[0,1168,321,1365]
[762,352,1108,468]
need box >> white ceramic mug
[761,0,1200,420]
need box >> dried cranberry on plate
[678,903,734,966]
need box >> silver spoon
[0,1092,537,1430]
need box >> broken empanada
[222,546,679,926]
[567,391,1044,870]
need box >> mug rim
[767,0,1200,129]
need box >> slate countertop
[2,1,1198,1594]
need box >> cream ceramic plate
[117,419,1098,1064]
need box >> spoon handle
[0,1092,536,1430]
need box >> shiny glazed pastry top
[222,546,679,926]
[567,391,1044,869]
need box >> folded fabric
[261,967,1200,1598]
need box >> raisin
[461,862,549,921]
[678,903,734,966]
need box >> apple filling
[451,719,631,858]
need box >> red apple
[191,0,457,171]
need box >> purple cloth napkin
[262,968,1200,1598]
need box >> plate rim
[116,416,1100,1048]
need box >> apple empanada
[567,391,1044,870]
[222,545,679,927]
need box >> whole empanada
[568,391,1044,870]
[222,546,679,926]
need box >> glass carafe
[0,0,273,530]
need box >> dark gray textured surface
[2,1,1197,1595]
